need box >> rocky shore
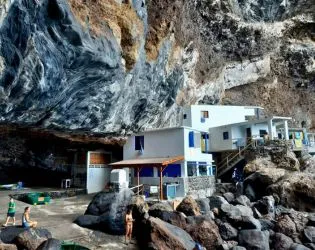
[75,145,315,250]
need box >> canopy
[109,155,184,167]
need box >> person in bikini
[125,208,134,244]
[22,207,37,228]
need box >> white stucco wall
[181,105,258,131]
[124,128,185,160]
[250,123,269,138]
[209,126,234,151]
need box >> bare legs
[3,216,15,226]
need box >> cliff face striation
[0,0,314,135]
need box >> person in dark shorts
[3,198,16,226]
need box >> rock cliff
[0,0,314,134]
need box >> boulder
[149,202,173,213]
[149,210,187,230]
[223,192,235,203]
[220,204,253,220]
[74,215,101,230]
[221,240,238,250]
[0,243,17,250]
[267,173,315,212]
[36,238,62,250]
[196,198,211,215]
[238,230,270,250]
[234,195,251,207]
[244,184,256,202]
[185,218,222,250]
[275,215,297,238]
[218,222,238,240]
[84,189,134,234]
[144,217,195,250]
[288,210,310,233]
[232,247,246,250]
[176,196,200,216]
[272,233,294,250]
[290,243,311,250]
[303,227,315,243]
[236,216,261,230]
[15,229,52,250]
[209,196,228,209]
[259,219,275,231]
[254,196,275,215]
[85,189,134,216]
[0,227,25,244]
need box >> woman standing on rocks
[125,208,134,244]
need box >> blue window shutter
[189,131,194,147]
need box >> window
[201,133,209,153]
[189,131,194,147]
[259,130,267,137]
[199,162,208,176]
[187,162,197,177]
[135,136,144,150]
[201,111,209,118]
[183,114,187,119]
[223,132,229,140]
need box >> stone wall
[185,176,216,199]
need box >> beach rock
[252,207,262,219]
[275,215,297,238]
[209,196,228,209]
[0,227,25,244]
[254,196,275,215]
[303,227,315,243]
[221,241,238,250]
[235,195,251,207]
[185,218,222,250]
[74,215,101,230]
[148,210,187,230]
[15,229,52,250]
[145,217,195,250]
[149,202,173,213]
[288,211,309,233]
[259,219,275,231]
[232,247,246,250]
[196,198,211,215]
[0,243,17,250]
[238,230,270,250]
[223,193,235,203]
[85,189,134,234]
[290,243,311,250]
[272,233,294,250]
[220,204,253,220]
[236,216,261,230]
[245,184,256,202]
[176,196,200,216]
[36,238,62,250]
[218,222,238,240]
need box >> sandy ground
[0,188,138,249]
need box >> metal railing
[129,184,144,196]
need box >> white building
[111,127,215,199]
[182,105,262,131]
[209,116,291,152]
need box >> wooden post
[159,165,163,200]
[137,166,140,195]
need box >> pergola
[109,155,184,200]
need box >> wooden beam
[159,165,163,200]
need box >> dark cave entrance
[0,125,123,189]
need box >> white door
[86,152,111,194]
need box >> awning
[109,155,184,167]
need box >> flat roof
[186,105,264,109]
[209,116,292,129]
[133,126,209,136]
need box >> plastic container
[26,193,51,205]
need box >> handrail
[130,184,144,196]
[217,141,255,171]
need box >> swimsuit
[22,214,30,228]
